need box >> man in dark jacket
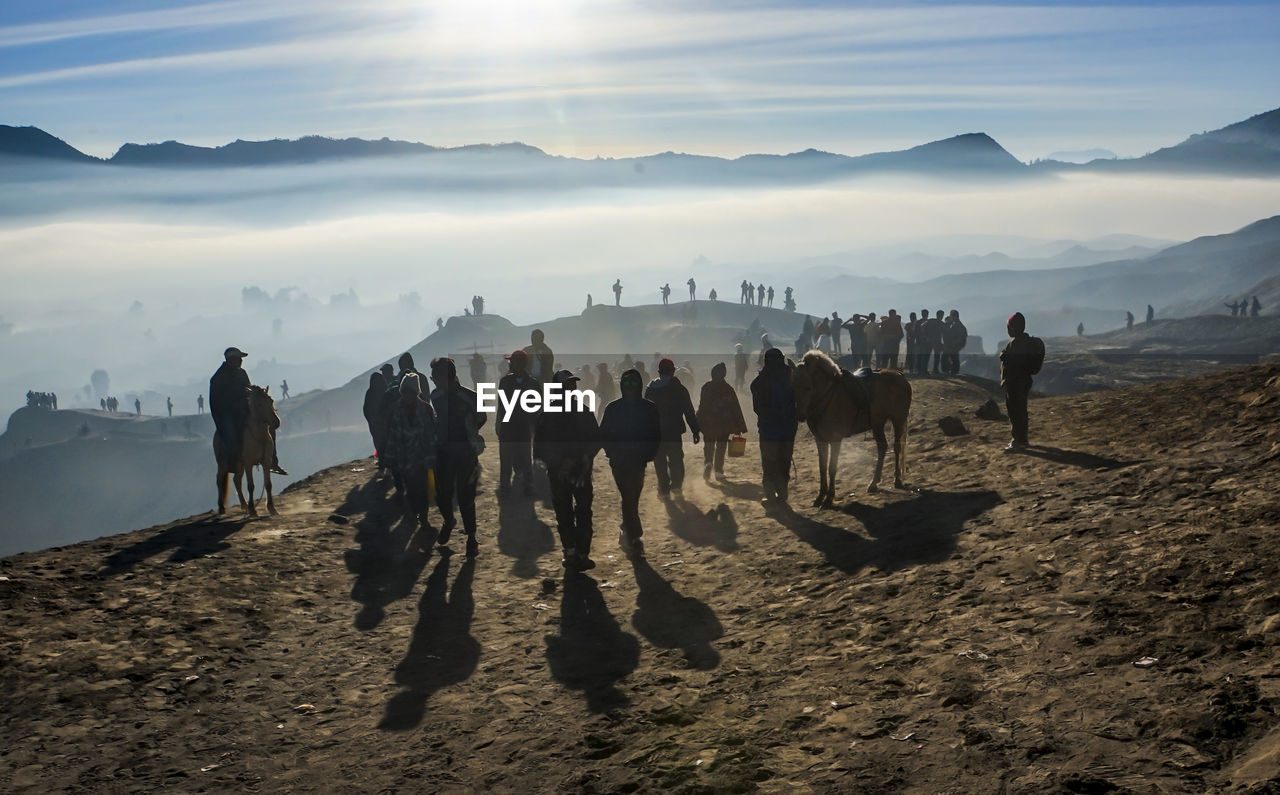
[999,312,1037,452]
[751,348,797,505]
[210,346,287,474]
[386,373,436,525]
[497,349,541,497]
[600,369,661,556]
[430,357,486,557]
[643,358,701,498]
[535,370,602,571]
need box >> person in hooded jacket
[644,358,701,498]
[535,370,602,571]
[430,357,486,557]
[600,369,661,556]
[999,312,1038,452]
[751,348,798,505]
[696,362,748,480]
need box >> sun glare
[427,0,589,53]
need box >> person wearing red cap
[497,349,541,496]
[999,312,1038,452]
[643,358,700,498]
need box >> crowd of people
[25,391,57,410]
[357,312,1038,573]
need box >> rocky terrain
[3,361,1279,791]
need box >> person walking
[430,357,485,557]
[594,362,616,420]
[379,353,423,493]
[751,348,797,505]
[535,370,601,571]
[733,343,749,391]
[524,329,555,382]
[386,372,437,525]
[644,358,700,498]
[497,350,540,497]
[600,369,661,556]
[363,370,388,469]
[1000,312,1039,452]
[696,362,747,480]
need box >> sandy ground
[3,364,1280,792]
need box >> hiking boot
[271,464,289,476]
[1003,440,1028,453]
[576,555,596,571]
[465,536,480,558]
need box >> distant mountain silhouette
[1045,148,1117,163]
[6,106,1280,182]
[1040,107,1280,175]
[0,125,99,163]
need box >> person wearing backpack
[999,312,1043,452]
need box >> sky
[2,0,1278,161]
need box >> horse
[214,385,280,517]
[792,351,911,507]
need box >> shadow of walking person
[1019,445,1143,471]
[497,495,555,579]
[345,485,434,631]
[379,555,480,731]
[630,556,723,670]
[662,499,739,552]
[545,574,640,714]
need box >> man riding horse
[210,346,287,476]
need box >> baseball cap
[224,346,248,359]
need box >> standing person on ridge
[687,277,696,301]
[600,369,661,557]
[1000,312,1039,453]
[644,358,701,499]
[613,279,623,306]
[697,362,747,481]
[535,370,601,571]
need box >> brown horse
[792,351,911,507]
[214,385,280,517]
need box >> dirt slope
[2,364,1279,792]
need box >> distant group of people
[470,295,486,316]
[1225,296,1262,317]
[788,308,968,376]
[599,278,797,313]
[25,390,57,410]
[99,396,122,413]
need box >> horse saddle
[839,367,876,418]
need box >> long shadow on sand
[1019,445,1143,471]
[342,478,434,631]
[771,488,1003,575]
[546,574,640,714]
[707,477,764,503]
[662,497,739,552]
[97,515,249,577]
[497,494,555,579]
[630,556,723,669]
[379,554,480,731]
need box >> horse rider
[210,346,287,475]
